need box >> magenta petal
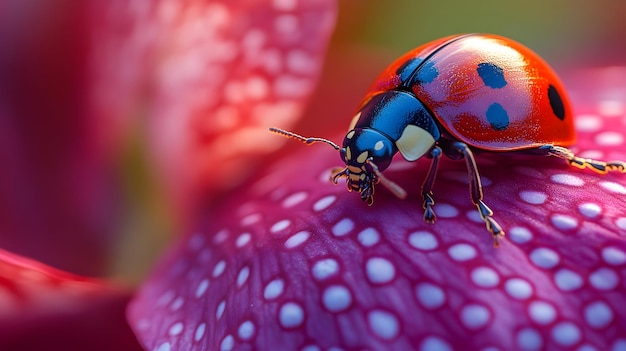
[93,0,337,211]
[129,70,626,350]
[0,249,143,351]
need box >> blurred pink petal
[93,0,337,217]
[0,0,129,275]
[0,249,143,351]
[129,67,626,350]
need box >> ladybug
[270,34,626,247]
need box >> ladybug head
[269,127,407,206]
[332,128,404,204]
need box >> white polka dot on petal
[195,279,209,298]
[598,99,625,116]
[584,301,614,329]
[216,300,226,319]
[436,203,459,218]
[551,174,584,187]
[156,342,172,351]
[170,297,184,311]
[235,233,252,248]
[408,231,438,251]
[284,231,311,249]
[368,310,400,340]
[240,213,261,226]
[357,227,380,247]
[617,217,626,230]
[517,328,543,351]
[282,191,308,208]
[270,219,291,233]
[237,266,250,287]
[213,229,229,244]
[589,268,619,290]
[602,246,626,266]
[551,214,578,231]
[595,131,624,146]
[504,278,533,300]
[168,322,184,336]
[578,203,602,218]
[575,114,603,132]
[600,181,626,195]
[238,320,256,340]
[263,278,285,300]
[529,247,560,269]
[212,260,227,278]
[519,190,548,205]
[415,282,446,309]
[470,267,500,288]
[220,335,234,351]
[460,304,491,330]
[509,226,533,244]
[194,323,206,342]
[279,302,305,328]
[312,258,339,281]
[448,243,477,262]
[554,268,583,291]
[332,218,354,237]
[420,337,452,351]
[611,339,626,351]
[366,257,396,284]
[551,322,581,347]
[322,285,352,312]
[313,195,336,211]
[528,301,557,325]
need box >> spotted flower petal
[129,67,626,350]
[0,249,143,350]
[93,0,337,215]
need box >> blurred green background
[333,0,626,66]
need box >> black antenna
[269,127,340,150]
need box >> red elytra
[271,34,626,246]
[363,34,575,150]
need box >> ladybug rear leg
[450,141,505,247]
[421,146,442,223]
[547,146,626,174]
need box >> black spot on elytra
[486,103,510,130]
[396,58,423,82]
[548,84,565,120]
[415,60,439,83]
[477,62,507,89]
[396,57,439,85]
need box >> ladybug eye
[340,148,347,162]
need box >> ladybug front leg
[547,145,626,174]
[451,142,505,247]
[421,146,442,224]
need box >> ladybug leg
[547,146,626,174]
[451,142,505,247]
[421,146,442,224]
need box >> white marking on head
[345,146,352,160]
[374,140,385,151]
[346,130,356,139]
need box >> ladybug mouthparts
[331,165,378,205]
